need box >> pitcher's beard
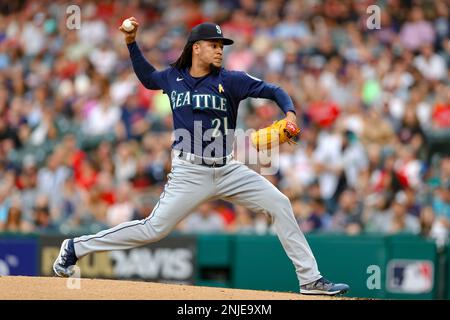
[209,63,221,75]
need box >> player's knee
[265,193,292,216]
[148,222,172,240]
[278,194,292,210]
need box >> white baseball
[122,19,135,32]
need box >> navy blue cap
[188,22,234,45]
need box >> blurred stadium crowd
[0,0,449,246]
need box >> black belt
[174,150,232,168]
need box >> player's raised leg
[216,160,349,295]
[53,156,214,277]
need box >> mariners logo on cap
[187,22,233,45]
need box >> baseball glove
[250,119,301,151]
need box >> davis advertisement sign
[40,235,197,284]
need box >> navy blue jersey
[128,42,295,157]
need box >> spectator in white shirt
[413,44,447,81]
[82,94,120,137]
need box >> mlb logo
[386,259,434,293]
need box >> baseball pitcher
[54,18,349,295]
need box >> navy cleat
[53,239,78,277]
[300,277,349,296]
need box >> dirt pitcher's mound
[0,276,358,300]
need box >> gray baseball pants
[73,155,322,286]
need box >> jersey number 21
[212,117,229,137]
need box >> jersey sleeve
[127,41,169,91]
[229,71,296,114]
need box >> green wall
[0,232,445,299]
[197,233,444,299]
